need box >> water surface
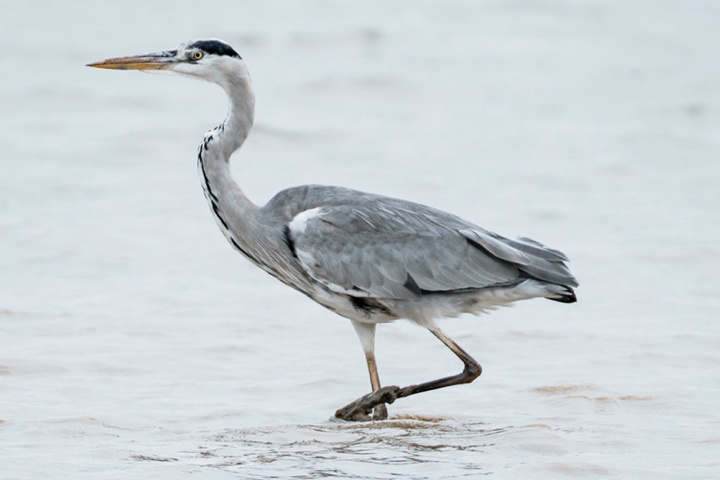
[1,1,719,478]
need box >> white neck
[218,71,255,156]
[196,61,261,261]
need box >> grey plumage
[274,185,576,305]
[89,39,578,421]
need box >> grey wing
[286,199,576,301]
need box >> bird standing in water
[88,39,578,421]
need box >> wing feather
[273,186,578,301]
[288,202,520,300]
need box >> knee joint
[463,361,482,382]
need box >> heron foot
[372,403,389,420]
[334,386,399,421]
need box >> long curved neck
[197,69,261,261]
[217,74,255,158]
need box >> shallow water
[2,1,720,478]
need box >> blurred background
[1,1,719,478]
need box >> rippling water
[2,1,719,478]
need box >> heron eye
[192,51,204,60]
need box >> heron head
[87,39,249,84]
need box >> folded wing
[285,194,577,301]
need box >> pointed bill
[87,50,179,70]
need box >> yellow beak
[87,50,179,71]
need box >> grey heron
[88,39,578,421]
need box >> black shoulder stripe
[283,225,298,259]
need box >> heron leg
[395,326,482,399]
[365,351,388,420]
[336,322,394,421]
[335,326,482,420]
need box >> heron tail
[544,284,577,303]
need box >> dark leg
[395,327,481,398]
[335,326,482,421]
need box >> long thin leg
[395,327,481,399]
[365,350,381,391]
[336,321,390,421]
[364,350,388,419]
[335,325,481,420]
